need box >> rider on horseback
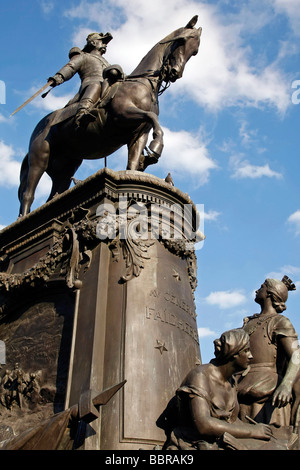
[17,17,201,217]
[48,32,114,126]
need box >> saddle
[50,80,122,128]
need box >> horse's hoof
[145,146,160,165]
[149,140,163,157]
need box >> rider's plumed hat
[86,32,113,44]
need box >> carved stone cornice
[0,169,202,249]
[0,171,202,316]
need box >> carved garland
[0,205,197,315]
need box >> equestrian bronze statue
[17,16,201,216]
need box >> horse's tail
[18,153,29,202]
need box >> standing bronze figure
[17,17,201,217]
[237,276,300,429]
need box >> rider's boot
[75,98,96,127]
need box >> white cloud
[80,126,216,184]
[63,0,292,113]
[0,114,9,123]
[230,154,282,180]
[295,281,300,291]
[267,265,300,279]
[265,265,300,295]
[40,1,54,14]
[64,0,122,31]
[176,35,290,113]
[11,82,75,115]
[220,121,282,180]
[198,327,217,338]
[203,210,221,222]
[158,127,217,185]
[232,162,282,180]
[31,91,74,112]
[271,0,300,36]
[266,266,300,293]
[239,121,258,146]
[0,140,51,203]
[10,0,292,193]
[28,93,217,184]
[287,210,300,236]
[35,173,53,201]
[205,289,247,309]
[0,141,21,187]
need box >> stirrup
[75,109,95,127]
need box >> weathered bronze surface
[0,381,126,450]
[237,277,300,435]
[10,17,299,452]
[161,329,299,450]
[17,17,201,217]
[0,169,202,449]
[49,31,113,127]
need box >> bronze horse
[18,16,201,216]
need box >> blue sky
[0,0,299,363]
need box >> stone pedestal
[0,169,202,450]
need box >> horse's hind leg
[19,140,50,216]
[127,133,149,171]
[47,158,82,201]
[18,154,29,214]
[47,176,73,201]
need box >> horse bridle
[120,29,198,97]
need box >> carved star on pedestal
[155,340,168,355]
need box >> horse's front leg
[124,107,164,168]
[146,114,164,158]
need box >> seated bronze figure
[160,329,297,450]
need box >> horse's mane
[128,27,185,78]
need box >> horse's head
[162,16,202,83]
